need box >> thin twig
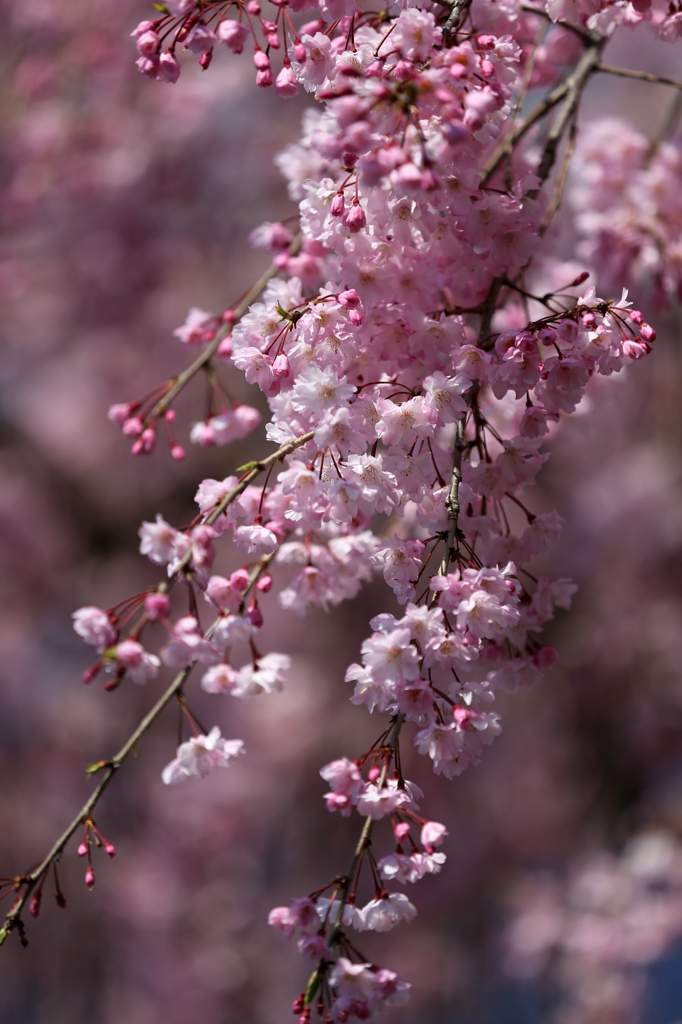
[596,63,682,91]
[143,233,302,429]
[0,431,310,946]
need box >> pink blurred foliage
[2,0,682,1022]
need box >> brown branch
[0,429,310,947]
[539,111,578,235]
[597,63,682,91]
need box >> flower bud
[581,312,596,329]
[394,821,411,842]
[246,0,260,12]
[343,201,366,233]
[104,842,116,858]
[246,599,264,628]
[122,416,143,436]
[478,34,496,49]
[253,47,270,70]
[292,995,305,1015]
[272,353,291,380]
[256,573,273,592]
[108,402,134,425]
[78,842,88,857]
[145,592,171,620]
[199,49,213,70]
[29,891,41,919]
[157,51,181,83]
[480,58,494,78]
[275,62,298,98]
[294,41,306,62]
[170,444,186,461]
[256,68,274,87]
[85,866,95,889]
[330,191,345,217]
[640,322,656,342]
[628,309,644,325]
[367,764,380,781]
[136,30,160,57]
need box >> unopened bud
[581,312,596,329]
[394,821,411,841]
[640,322,656,342]
[246,599,264,628]
[55,890,67,909]
[122,416,144,436]
[253,48,270,70]
[217,337,233,359]
[571,270,590,286]
[292,996,306,1015]
[256,67,274,87]
[480,58,494,78]
[330,191,345,217]
[82,663,101,685]
[294,41,306,62]
[478,33,496,49]
[256,573,273,592]
[29,891,41,919]
[368,764,380,781]
[343,201,366,233]
[85,866,95,889]
[104,842,116,858]
[78,842,88,857]
[246,0,260,12]
[170,444,186,461]
[348,309,362,326]
[145,592,171,620]
[272,353,291,380]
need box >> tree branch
[596,63,682,91]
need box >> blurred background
[1,0,682,1021]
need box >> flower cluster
[5,0,672,1012]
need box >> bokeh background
[2,1,682,1021]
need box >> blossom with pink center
[160,615,221,667]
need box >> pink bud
[199,49,213,70]
[365,58,385,77]
[367,764,380,781]
[256,68,274,87]
[78,842,88,857]
[628,309,644,325]
[294,41,306,62]
[164,408,176,422]
[170,444,186,461]
[640,322,656,342]
[85,866,95,889]
[104,842,116,858]
[108,402,134,425]
[29,891,41,919]
[157,51,181,84]
[136,56,159,79]
[246,0,260,12]
[572,270,590,285]
[331,192,345,217]
[82,663,101,685]
[480,58,494,78]
[582,312,596,329]
[145,592,171,619]
[273,251,290,269]
[122,416,143,436]
[246,599,264,628]
[478,34,496,49]
[131,20,155,40]
[338,288,360,308]
[394,821,411,842]
[292,996,306,1015]
[217,337,232,359]
[275,62,298,98]
[253,48,270,70]
[348,309,362,326]
[136,30,160,57]
[131,438,144,455]
[267,32,280,49]
[343,201,366,233]
[256,573,273,592]
[272,353,291,380]
[141,427,156,453]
